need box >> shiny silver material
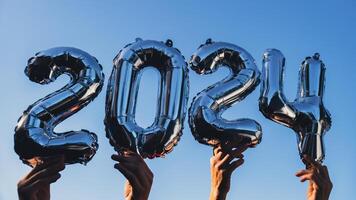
[259,49,331,163]
[188,39,262,148]
[105,39,189,158]
[14,47,104,166]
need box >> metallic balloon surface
[15,47,104,166]
[259,49,331,163]
[188,39,262,148]
[105,38,189,158]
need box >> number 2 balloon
[188,39,262,148]
[14,47,104,166]
[259,49,331,163]
[104,38,189,158]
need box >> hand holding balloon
[112,151,153,200]
[17,155,65,200]
[296,155,332,200]
[209,144,247,200]
[189,40,261,199]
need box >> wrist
[210,187,228,200]
[131,192,149,200]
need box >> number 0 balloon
[188,39,262,147]
[14,47,104,166]
[259,49,331,163]
[105,38,189,158]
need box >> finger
[224,140,250,150]
[116,159,148,174]
[112,153,152,177]
[295,169,311,177]
[229,146,248,158]
[112,153,138,162]
[112,153,145,169]
[315,165,329,179]
[236,154,244,160]
[299,174,313,182]
[31,173,61,188]
[111,154,128,162]
[124,151,146,162]
[39,155,65,163]
[40,173,61,184]
[303,155,322,170]
[124,150,137,155]
[227,158,244,173]
[23,162,65,186]
[231,145,249,154]
[26,156,65,178]
[118,150,137,157]
[223,140,243,149]
[299,172,322,184]
[113,151,141,160]
[214,151,225,160]
[20,173,61,193]
[25,166,64,187]
[114,163,142,189]
[26,160,65,183]
[213,145,223,156]
[302,155,314,167]
[216,154,233,169]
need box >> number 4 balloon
[259,49,331,164]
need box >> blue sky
[0,0,355,199]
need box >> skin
[209,143,248,200]
[17,155,65,200]
[112,150,153,200]
[295,155,333,200]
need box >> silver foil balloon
[14,47,104,166]
[259,49,331,163]
[188,39,262,148]
[104,38,189,158]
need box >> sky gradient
[0,0,355,199]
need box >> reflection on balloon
[188,39,262,148]
[259,49,331,163]
[104,38,189,158]
[14,47,104,166]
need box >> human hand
[296,155,333,200]
[209,144,248,200]
[17,155,65,200]
[112,150,153,200]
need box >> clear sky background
[0,0,355,199]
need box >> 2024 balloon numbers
[14,38,330,166]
